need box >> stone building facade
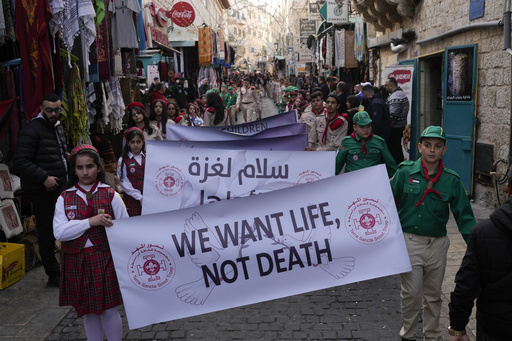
[359,0,510,207]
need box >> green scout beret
[353,111,372,126]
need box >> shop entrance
[419,52,444,132]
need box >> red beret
[69,144,99,160]
[127,102,145,111]
[124,127,144,139]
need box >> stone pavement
[0,97,493,340]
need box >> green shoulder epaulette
[443,166,461,179]
[398,160,415,168]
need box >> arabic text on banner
[141,146,335,215]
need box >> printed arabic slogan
[107,165,411,329]
[141,145,335,215]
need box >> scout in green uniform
[227,86,238,125]
[220,85,230,108]
[390,126,476,341]
[335,111,396,177]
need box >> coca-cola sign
[169,2,195,27]
[388,70,412,85]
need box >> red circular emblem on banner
[169,2,195,27]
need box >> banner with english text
[146,133,308,151]
[107,165,411,329]
[166,122,306,141]
[141,145,334,215]
[214,110,298,135]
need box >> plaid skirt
[59,246,122,317]
[122,193,141,217]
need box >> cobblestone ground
[45,275,405,341]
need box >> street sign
[299,18,317,37]
[319,0,349,24]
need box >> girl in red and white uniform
[117,127,145,216]
[53,144,128,341]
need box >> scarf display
[334,29,345,67]
[199,27,212,66]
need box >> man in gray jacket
[385,77,409,165]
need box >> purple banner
[147,134,308,151]
[166,123,307,142]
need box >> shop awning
[153,41,182,55]
[274,55,285,60]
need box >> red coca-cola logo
[388,70,412,84]
[168,2,195,27]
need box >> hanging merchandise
[61,62,88,146]
[95,0,114,80]
[354,18,366,62]
[198,27,212,66]
[326,32,334,69]
[15,0,56,120]
[334,29,346,68]
[137,0,147,51]
[108,77,125,135]
[345,31,358,68]
[1,0,15,44]
[109,0,141,50]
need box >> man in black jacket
[448,165,512,340]
[362,84,390,143]
[13,93,69,287]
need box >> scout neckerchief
[350,131,374,155]
[74,180,100,218]
[311,106,326,117]
[415,159,444,207]
[321,113,346,145]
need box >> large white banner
[147,134,308,151]
[141,145,335,215]
[166,123,307,141]
[108,165,411,329]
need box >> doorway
[419,53,443,133]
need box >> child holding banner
[390,126,476,341]
[117,127,145,216]
[53,144,129,341]
[335,111,396,177]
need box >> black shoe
[402,338,415,341]
[46,275,60,288]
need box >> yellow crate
[0,243,25,290]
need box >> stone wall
[375,0,510,208]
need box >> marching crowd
[10,70,512,341]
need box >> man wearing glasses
[13,93,69,288]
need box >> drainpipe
[506,0,512,165]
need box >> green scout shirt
[390,158,476,243]
[335,134,397,177]
[221,92,230,107]
[226,92,237,107]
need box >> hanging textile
[217,29,225,61]
[0,98,19,147]
[354,18,366,62]
[326,32,334,68]
[109,0,140,50]
[0,0,6,45]
[143,4,153,48]
[97,0,114,80]
[15,0,55,120]
[345,30,358,68]
[67,62,88,145]
[108,77,125,134]
[137,0,146,50]
[334,29,346,68]
[2,0,15,42]
[198,27,212,66]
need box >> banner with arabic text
[213,110,297,135]
[141,145,334,215]
[107,165,411,329]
